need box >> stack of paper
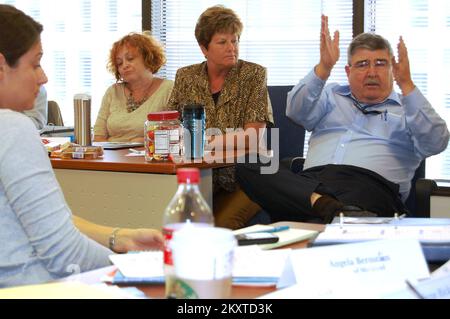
[105,247,293,287]
[107,251,164,285]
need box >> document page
[315,224,450,244]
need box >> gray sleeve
[23,86,48,130]
[0,114,111,277]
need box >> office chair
[246,85,305,225]
[266,85,304,161]
[47,100,64,126]
[404,160,426,217]
[414,167,438,218]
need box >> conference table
[133,222,325,299]
[52,222,323,300]
[116,221,443,299]
[50,148,234,229]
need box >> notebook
[105,247,293,287]
[93,141,144,150]
[233,224,319,250]
[40,126,74,137]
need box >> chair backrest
[267,86,305,159]
[406,160,427,217]
[47,100,64,126]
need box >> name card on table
[407,274,450,299]
[383,274,450,299]
[277,239,430,296]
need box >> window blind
[151,0,354,156]
[152,0,353,85]
[366,0,450,180]
[1,0,142,126]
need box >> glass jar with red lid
[145,111,182,161]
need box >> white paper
[233,225,276,235]
[315,224,450,244]
[233,246,291,279]
[62,265,117,285]
[125,152,145,157]
[109,251,164,278]
[259,282,399,299]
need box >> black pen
[405,279,425,299]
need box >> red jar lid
[147,111,179,121]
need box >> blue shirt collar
[334,85,402,107]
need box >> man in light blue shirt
[237,15,449,223]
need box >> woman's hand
[113,228,164,253]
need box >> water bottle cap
[182,104,205,118]
[183,104,204,110]
[177,168,200,184]
[147,111,179,121]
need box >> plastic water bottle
[162,168,214,298]
[182,104,205,160]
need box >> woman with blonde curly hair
[94,32,173,142]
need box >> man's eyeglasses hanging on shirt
[352,99,388,121]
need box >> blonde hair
[108,32,166,81]
[195,5,243,49]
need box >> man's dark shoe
[312,195,345,223]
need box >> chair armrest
[415,178,438,218]
[280,156,305,173]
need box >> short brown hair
[195,5,243,49]
[348,33,393,64]
[108,32,166,81]
[0,4,43,67]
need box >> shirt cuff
[401,87,426,116]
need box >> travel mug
[182,104,205,159]
[74,93,92,146]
